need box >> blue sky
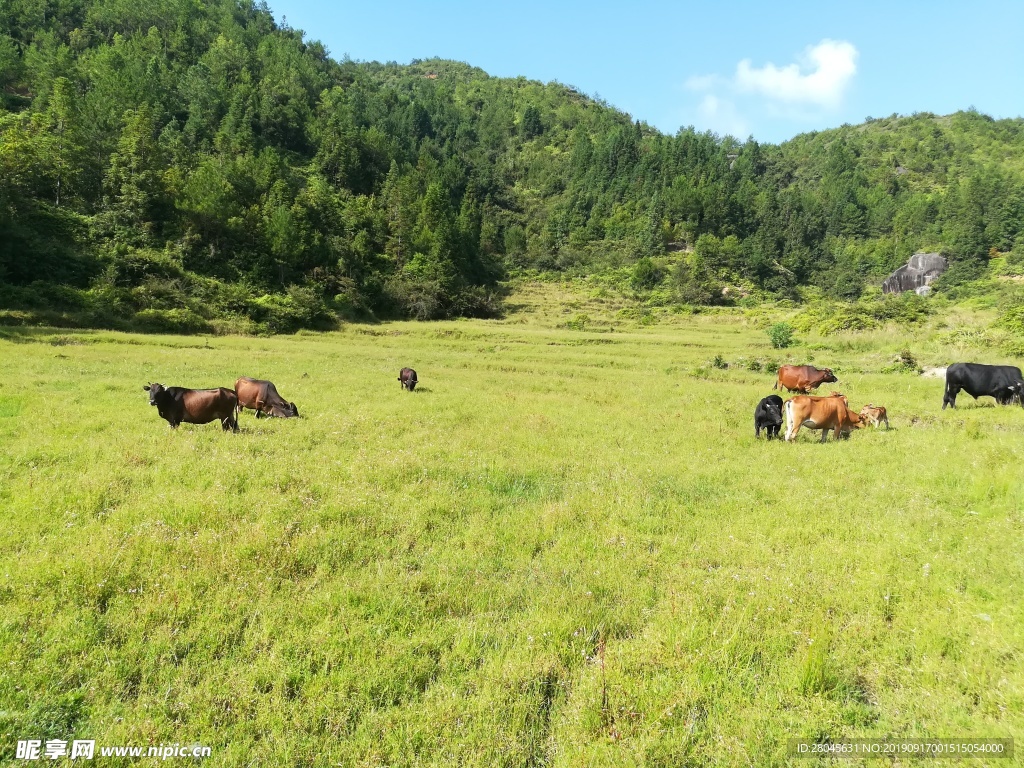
[269,0,1024,145]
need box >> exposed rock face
[882,252,948,295]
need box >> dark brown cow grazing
[398,368,418,391]
[859,404,889,429]
[235,377,299,418]
[144,383,238,432]
[784,393,863,442]
[774,364,838,394]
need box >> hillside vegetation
[2,0,1024,332]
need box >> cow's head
[268,401,300,418]
[143,382,165,406]
[858,405,879,425]
[763,400,783,426]
[821,368,838,384]
[1006,382,1024,407]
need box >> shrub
[101,249,186,287]
[247,287,334,333]
[132,308,211,334]
[881,349,922,375]
[711,354,728,369]
[767,322,795,349]
[0,281,90,310]
[943,327,996,348]
[997,302,1024,336]
[452,285,504,319]
[630,258,665,291]
[565,313,589,331]
[797,293,934,336]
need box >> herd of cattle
[142,360,1023,442]
[144,368,420,431]
[755,362,1024,442]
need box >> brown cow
[784,393,863,442]
[144,383,238,432]
[859,404,889,429]
[774,365,838,394]
[235,377,299,418]
[398,368,418,391]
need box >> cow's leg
[784,402,798,441]
[943,383,958,409]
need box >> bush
[943,327,996,348]
[767,322,796,348]
[382,275,447,320]
[796,293,934,336]
[132,308,211,334]
[565,313,589,331]
[247,287,335,333]
[630,258,665,291]
[881,349,923,375]
[0,281,90,311]
[997,302,1024,335]
[101,249,186,287]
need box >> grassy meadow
[1,281,1023,766]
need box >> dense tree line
[2,0,1023,331]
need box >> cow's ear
[143,385,151,391]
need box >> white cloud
[678,39,859,139]
[734,40,858,108]
[696,95,750,139]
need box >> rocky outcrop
[882,252,948,295]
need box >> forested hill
[3,0,1024,332]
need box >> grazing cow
[754,395,784,439]
[784,393,863,442]
[859,404,889,429]
[942,363,1024,409]
[235,377,299,419]
[398,367,418,391]
[143,383,238,432]
[774,365,838,394]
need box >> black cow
[755,394,784,439]
[942,363,1024,410]
[143,383,239,431]
[398,368,418,391]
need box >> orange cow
[784,393,863,442]
[858,404,889,429]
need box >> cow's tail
[772,377,778,390]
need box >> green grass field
[1,282,1022,766]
